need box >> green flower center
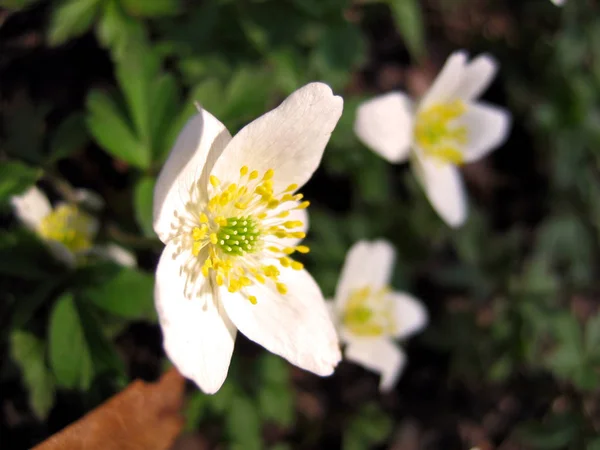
[414,99,468,165]
[343,286,396,337]
[216,216,261,256]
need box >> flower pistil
[414,99,468,165]
[172,166,311,303]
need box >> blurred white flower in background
[328,240,427,391]
[153,82,343,394]
[354,51,511,227]
[11,186,136,268]
[550,0,565,6]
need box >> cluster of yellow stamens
[414,100,468,165]
[343,286,396,337]
[179,166,310,304]
[38,204,95,253]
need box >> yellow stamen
[415,100,468,165]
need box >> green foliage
[49,293,124,390]
[0,161,42,204]
[386,0,426,60]
[49,293,95,389]
[134,176,156,237]
[86,89,151,169]
[343,403,393,450]
[10,330,55,419]
[48,0,102,46]
[86,267,156,320]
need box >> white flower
[329,240,427,391]
[354,51,511,227]
[550,0,565,5]
[153,82,344,394]
[11,186,136,268]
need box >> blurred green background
[1,0,600,448]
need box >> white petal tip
[300,82,344,117]
[311,350,342,377]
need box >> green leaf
[114,42,160,146]
[48,113,89,162]
[587,437,600,450]
[0,161,42,204]
[77,301,125,376]
[187,79,227,121]
[517,415,579,449]
[356,156,390,204]
[257,353,290,387]
[97,0,147,60]
[150,74,180,163]
[387,0,426,60]
[1,0,41,10]
[48,0,101,46]
[290,0,350,17]
[184,391,209,431]
[258,384,294,428]
[311,22,366,90]
[10,330,55,419]
[207,379,235,414]
[86,267,155,320]
[344,403,393,450]
[159,78,225,164]
[269,49,305,95]
[49,293,124,389]
[86,89,150,169]
[120,0,180,17]
[226,394,262,450]
[49,293,94,389]
[585,313,600,355]
[222,66,274,127]
[0,230,62,279]
[134,176,156,237]
[11,277,64,328]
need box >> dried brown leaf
[33,368,185,450]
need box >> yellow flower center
[38,204,95,253]
[342,286,396,337]
[414,100,468,165]
[172,166,310,304]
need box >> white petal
[73,188,105,211]
[153,110,232,242]
[210,82,343,192]
[334,240,396,311]
[46,240,77,268]
[221,267,341,376]
[11,186,52,231]
[345,338,406,392]
[92,243,137,267]
[389,292,428,339]
[420,51,468,109]
[354,92,414,163]
[414,153,467,228]
[462,102,511,162]
[155,243,237,394]
[453,54,498,101]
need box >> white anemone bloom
[329,240,427,391]
[354,51,511,227]
[11,186,136,268]
[153,82,343,394]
